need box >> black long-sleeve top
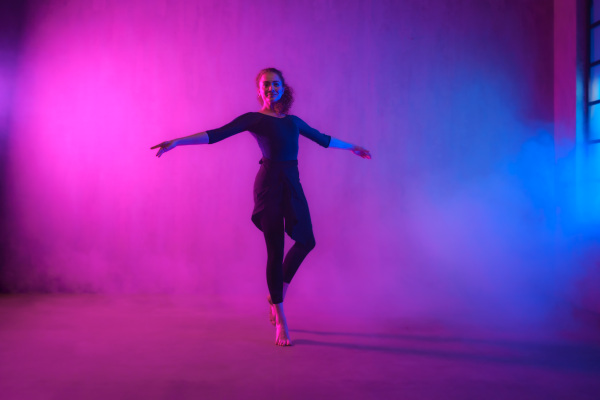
[206,112,331,161]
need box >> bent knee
[304,238,316,252]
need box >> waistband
[259,157,298,167]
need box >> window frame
[588,0,600,143]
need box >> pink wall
[6,0,593,331]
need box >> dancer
[151,68,371,346]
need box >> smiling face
[257,71,284,106]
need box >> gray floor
[0,295,598,400]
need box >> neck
[261,103,282,116]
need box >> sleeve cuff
[206,130,215,144]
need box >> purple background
[1,0,598,333]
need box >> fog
[2,0,598,337]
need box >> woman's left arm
[293,116,372,159]
[329,137,372,159]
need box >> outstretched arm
[151,112,260,158]
[292,116,371,159]
[329,137,372,159]
[150,132,209,158]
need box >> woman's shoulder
[241,111,262,118]
[254,111,293,119]
[232,112,264,123]
[285,114,301,123]
[286,114,308,126]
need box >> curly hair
[255,67,295,115]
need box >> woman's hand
[151,140,177,158]
[351,145,371,159]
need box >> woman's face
[258,72,284,105]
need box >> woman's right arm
[150,132,209,158]
[151,112,259,158]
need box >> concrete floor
[0,295,599,400]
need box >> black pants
[261,210,315,304]
[252,158,316,304]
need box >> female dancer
[151,68,371,346]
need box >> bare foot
[267,295,276,326]
[273,303,292,346]
[276,322,291,346]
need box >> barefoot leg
[273,302,292,346]
[267,283,289,326]
[267,295,276,326]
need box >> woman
[151,68,371,346]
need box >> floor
[0,295,598,400]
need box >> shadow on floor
[291,328,600,372]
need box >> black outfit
[206,112,331,304]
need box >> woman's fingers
[151,141,171,150]
[151,141,173,157]
[360,147,371,159]
[352,146,371,159]
[151,141,168,150]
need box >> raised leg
[282,241,315,284]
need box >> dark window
[588,0,600,142]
